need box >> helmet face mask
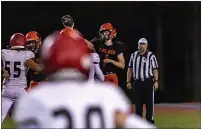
[62,15,74,28]
[99,23,117,42]
[25,31,41,54]
[99,30,112,41]
[26,40,38,53]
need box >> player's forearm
[97,71,104,81]
[95,64,104,81]
[153,69,158,81]
[84,39,95,52]
[2,68,10,79]
[30,64,43,72]
[111,60,125,69]
[25,59,43,72]
[127,68,133,82]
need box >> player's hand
[154,82,158,91]
[103,59,112,63]
[126,82,132,90]
[2,69,10,79]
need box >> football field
[2,103,200,128]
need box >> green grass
[155,111,201,128]
[2,117,16,128]
[2,111,201,128]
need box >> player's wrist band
[154,80,158,82]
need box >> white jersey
[89,53,104,82]
[14,81,130,128]
[1,49,35,88]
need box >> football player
[13,29,156,128]
[61,15,74,28]
[1,33,43,123]
[61,15,81,36]
[89,23,125,86]
[25,31,46,91]
[61,14,94,51]
[61,16,104,82]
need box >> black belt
[134,78,152,82]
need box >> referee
[126,38,159,124]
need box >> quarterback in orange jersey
[25,31,46,91]
[90,23,125,86]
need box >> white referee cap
[138,38,148,44]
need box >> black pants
[134,79,155,124]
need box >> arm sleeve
[89,53,104,81]
[25,51,35,61]
[92,53,100,63]
[90,38,97,45]
[150,54,158,69]
[128,53,134,68]
[94,64,104,81]
[13,95,48,128]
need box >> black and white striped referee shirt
[128,51,158,81]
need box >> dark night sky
[1,1,200,101]
[1,1,162,49]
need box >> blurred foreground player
[25,31,46,91]
[1,33,42,122]
[61,14,94,51]
[61,16,104,82]
[13,29,156,128]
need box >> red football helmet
[99,23,117,41]
[10,33,26,48]
[41,29,92,79]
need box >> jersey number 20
[5,61,21,78]
[53,106,105,128]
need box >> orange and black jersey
[91,38,124,74]
[27,67,46,82]
[27,50,46,85]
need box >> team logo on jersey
[99,48,116,55]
